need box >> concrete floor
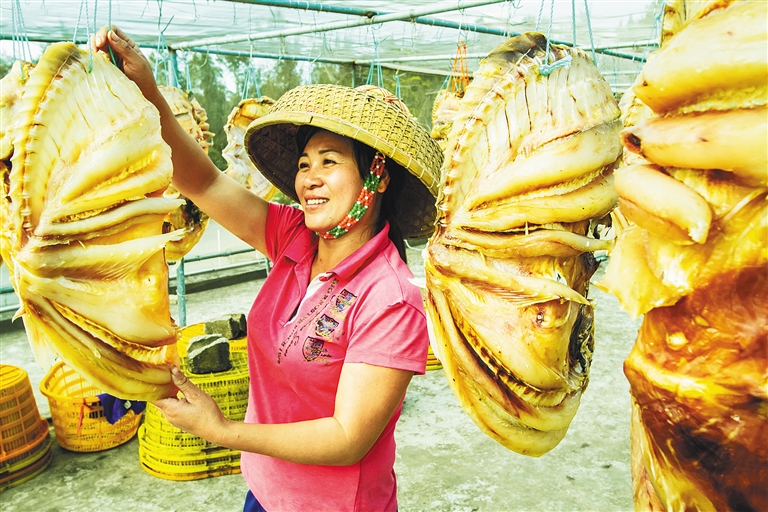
[0,240,641,512]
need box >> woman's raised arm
[92,26,269,255]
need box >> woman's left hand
[152,366,228,442]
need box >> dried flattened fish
[430,89,463,152]
[222,97,279,200]
[597,1,768,508]
[158,85,213,261]
[425,33,620,457]
[2,43,182,400]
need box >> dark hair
[296,125,408,262]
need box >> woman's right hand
[94,24,270,254]
[92,25,158,100]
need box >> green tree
[0,57,12,79]
[391,71,447,131]
[311,62,354,88]
[142,51,236,170]
[184,52,239,170]
[261,59,304,100]
[219,54,255,99]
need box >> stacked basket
[40,362,142,452]
[426,344,442,371]
[138,323,249,480]
[0,365,52,492]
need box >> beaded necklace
[316,152,386,240]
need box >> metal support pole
[0,35,647,65]
[176,258,187,327]
[169,49,180,88]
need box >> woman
[94,27,443,512]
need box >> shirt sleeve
[345,301,429,375]
[264,202,306,262]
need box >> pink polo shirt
[240,203,428,512]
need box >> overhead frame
[212,0,649,62]
[2,0,661,87]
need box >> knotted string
[538,0,572,77]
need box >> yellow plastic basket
[426,345,442,371]
[138,351,249,481]
[1,365,49,459]
[138,436,242,481]
[0,425,52,492]
[39,362,142,452]
[0,365,53,492]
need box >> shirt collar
[283,218,392,280]
[284,222,392,281]
[329,222,391,281]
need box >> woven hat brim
[244,84,444,239]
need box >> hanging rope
[277,36,286,66]
[11,0,32,78]
[535,0,546,32]
[365,29,384,88]
[583,0,597,65]
[312,32,328,64]
[306,10,324,64]
[242,67,263,99]
[242,44,263,99]
[105,0,119,66]
[73,0,86,43]
[153,15,175,86]
[438,73,451,94]
[441,8,471,98]
[394,73,402,99]
[451,41,470,95]
[641,0,666,67]
[153,31,168,84]
[80,0,94,71]
[183,52,192,90]
[92,0,101,36]
[538,0,572,77]
[150,0,174,85]
[503,0,523,38]
[72,0,94,71]
[90,0,119,68]
[572,0,577,47]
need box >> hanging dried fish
[222,97,279,200]
[430,89,462,152]
[157,85,213,261]
[1,43,181,400]
[159,85,214,153]
[597,1,767,509]
[424,33,620,457]
[0,60,33,268]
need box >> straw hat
[244,84,444,239]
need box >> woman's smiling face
[296,130,366,235]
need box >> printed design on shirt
[277,278,338,365]
[297,288,357,364]
[315,314,339,338]
[332,289,357,314]
[302,337,326,361]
